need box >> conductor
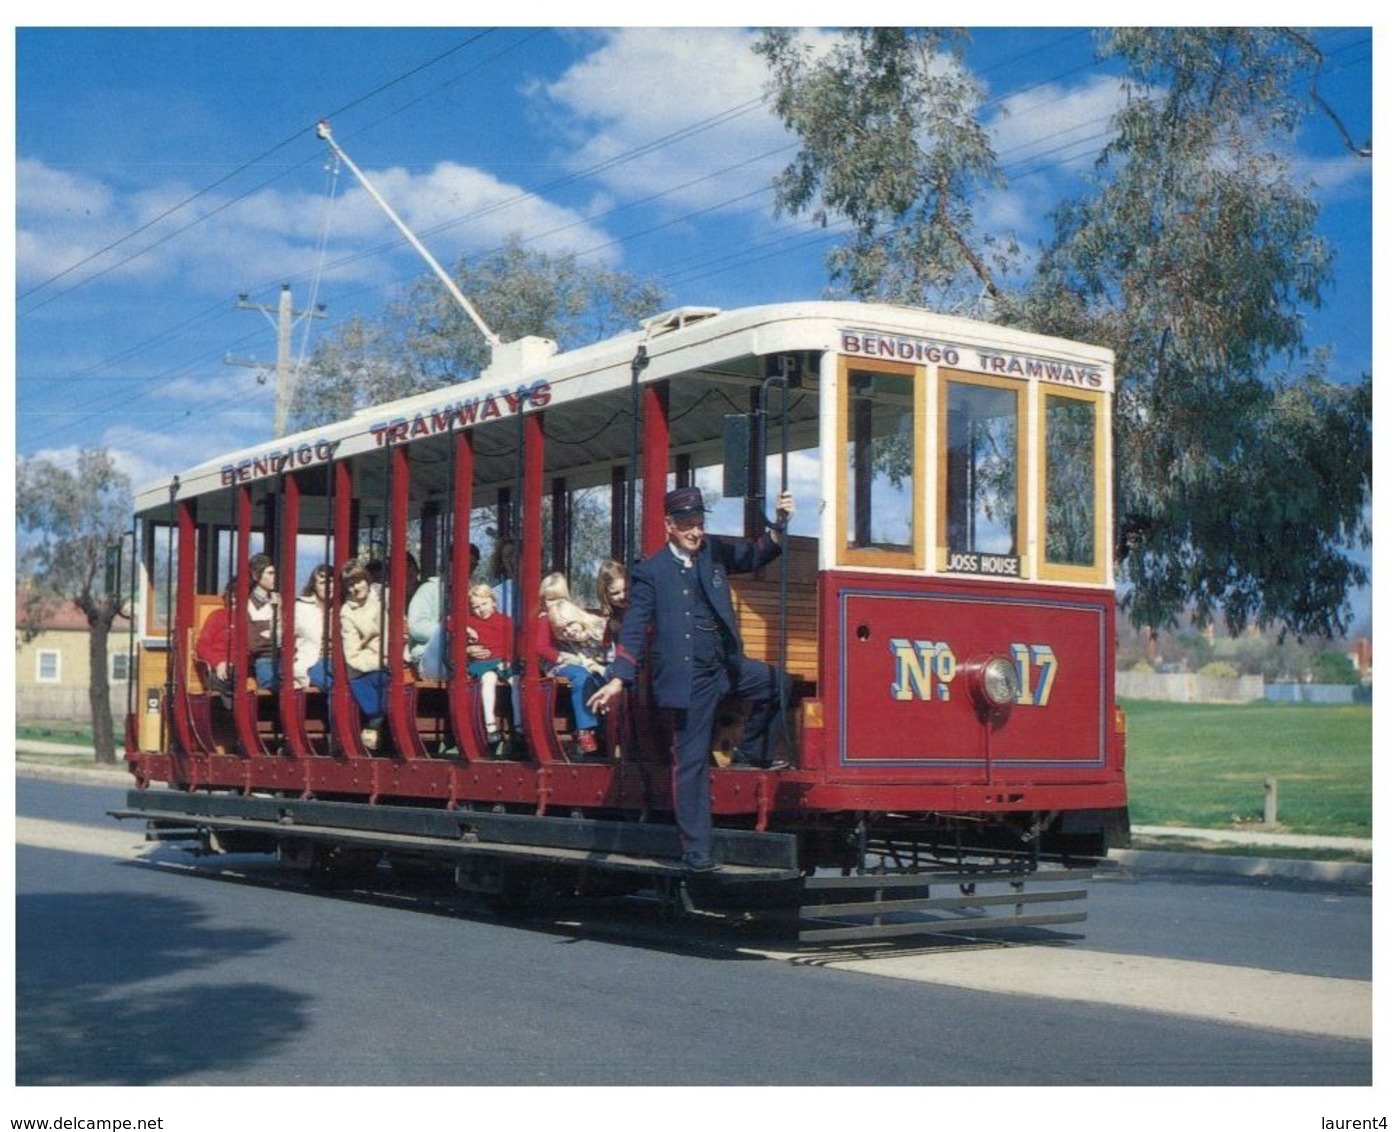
[588,485,795,872]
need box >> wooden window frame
[835,356,926,570]
[936,369,1028,574]
[1038,384,1110,585]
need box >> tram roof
[134,300,1114,514]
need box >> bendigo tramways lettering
[369,379,553,447]
[841,329,1104,388]
[889,638,1059,707]
[216,380,554,486]
[220,440,341,487]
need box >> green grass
[16,724,95,746]
[1121,699,1372,838]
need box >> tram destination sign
[841,329,1106,388]
[946,552,1021,577]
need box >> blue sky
[12,24,1375,622]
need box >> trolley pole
[229,284,326,438]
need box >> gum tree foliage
[759,27,1370,638]
[1018,28,1370,638]
[289,234,667,431]
[756,28,1016,312]
[17,448,133,764]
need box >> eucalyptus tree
[1017,28,1370,638]
[17,448,133,763]
[289,234,666,431]
[758,26,1370,638]
[755,28,1016,313]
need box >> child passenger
[546,599,609,756]
[463,583,517,757]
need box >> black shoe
[730,750,788,771]
[681,851,719,873]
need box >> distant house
[1350,637,1373,683]
[14,598,132,729]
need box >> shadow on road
[16,891,309,1085]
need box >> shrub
[1311,652,1360,685]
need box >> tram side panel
[811,571,1127,824]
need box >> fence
[1114,671,1264,704]
[1115,672,1369,705]
[1262,683,1369,705]
[15,683,129,730]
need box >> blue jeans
[554,664,603,730]
[307,659,333,691]
[415,626,447,680]
[348,669,389,722]
[253,655,281,690]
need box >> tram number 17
[1010,643,1058,707]
[888,639,1059,707]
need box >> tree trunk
[87,615,117,764]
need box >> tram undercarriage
[112,788,1099,945]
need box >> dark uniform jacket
[612,532,782,709]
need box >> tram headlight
[981,656,1019,706]
[962,654,1020,712]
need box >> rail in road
[16,813,1371,1043]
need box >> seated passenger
[596,559,630,660]
[408,549,483,680]
[246,553,281,690]
[340,561,389,751]
[489,538,520,620]
[294,564,334,690]
[194,577,239,707]
[546,598,609,756]
[463,583,516,756]
[407,573,445,679]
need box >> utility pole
[227,284,327,438]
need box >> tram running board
[109,789,800,880]
[793,871,1091,944]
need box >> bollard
[1262,776,1278,826]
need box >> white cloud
[358,162,619,262]
[99,407,273,492]
[540,28,798,215]
[16,154,625,299]
[992,74,1123,177]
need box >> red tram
[117,300,1128,940]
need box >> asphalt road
[13,775,1373,1112]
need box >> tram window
[1041,388,1105,582]
[1044,394,1096,566]
[942,377,1021,557]
[838,362,923,568]
[142,522,175,634]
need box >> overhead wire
[20,27,1367,464]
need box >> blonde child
[464,583,516,756]
[545,596,608,756]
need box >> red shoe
[575,729,598,755]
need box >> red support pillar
[278,475,311,757]
[329,460,365,758]
[385,445,422,757]
[446,430,486,760]
[518,411,562,764]
[231,484,268,757]
[170,498,202,756]
[641,382,671,556]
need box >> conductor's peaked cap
[664,486,708,519]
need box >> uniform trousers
[666,655,791,855]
